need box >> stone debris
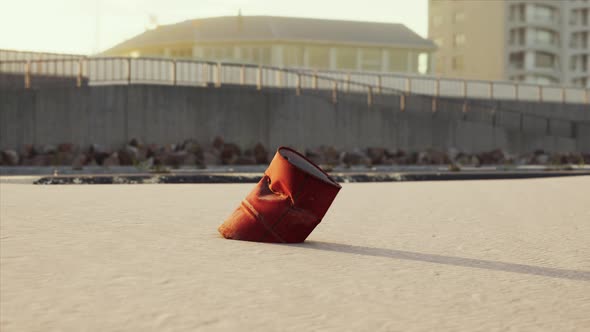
[1,139,589,169]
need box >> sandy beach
[1,177,589,331]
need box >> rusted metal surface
[218,147,341,243]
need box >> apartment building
[429,0,590,87]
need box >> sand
[1,177,589,331]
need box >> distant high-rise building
[429,0,589,87]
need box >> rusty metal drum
[218,146,341,243]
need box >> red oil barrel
[218,146,341,243]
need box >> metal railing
[1,56,588,141]
[0,49,84,62]
[301,68,590,104]
[1,56,589,105]
[0,57,403,106]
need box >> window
[203,47,231,60]
[418,53,429,74]
[453,11,465,23]
[253,48,271,64]
[533,29,557,46]
[535,52,555,68]
[509,28,525,45]
[307,46,330,69]
[360,48,381,72]
[572,78,588,88]
[146,49,164,56]
[336,48,356,70]
[451,55,463,70]
[432,15,443,27]
[569,32,588,49]
[389,50,408,72]
[509,4,525,22]
[575,54,589,72]
[453,33,466,47]
[435,56,445,73]
[283,46,304,67]
[570,11,579,25]
[570,9,588,26]
[171,48,193,58]
[240,47,271,65]
[532,5,555,23]
[509,52,525,69]
[527,75,556,85]
[570,57,578,71]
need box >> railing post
[561,87,566,103]
[172,60,177,86]
[77,59,83,87]
[126,58,131,84]
[515,83,519,100]
[240,65,245,85]
[489,82,494,99]
[405,77,411,94]
[312,71,318,90]
[296,73,301,96]
[256,66,262,91]
[435,78,440,97]
[462,80,467,98]
[432,78,440,112]
[110,59,114,81]
[24,61,31,89]
[376,75,382,95]
[367,86,373,107]
[346,73,351,93]
[275,70,283,87]
[539,85,543,102]
[332,81,338,104]
[215,62,221,88]
[400,94,406,112]
[202,64,209,86]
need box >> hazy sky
[0,0,429,55]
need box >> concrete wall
[1,85,588,153]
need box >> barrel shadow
[290,241,590,282]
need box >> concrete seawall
[1,85,589,153]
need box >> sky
[0,0,428,55]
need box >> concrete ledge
[32,171,590,185]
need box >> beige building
[429,0,590,87]
[103,16,436,74]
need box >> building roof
[105,16,436,53]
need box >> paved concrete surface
[1,178,589,331]
[6,165,589,176]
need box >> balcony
[508,62,525,71]
[569,43,589,53]
[570,0,590,10]
[508,19,561,31]
[509,3,563,32]
[507,41,561,55]
[569,25,590,33]
[507,53,561,80]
